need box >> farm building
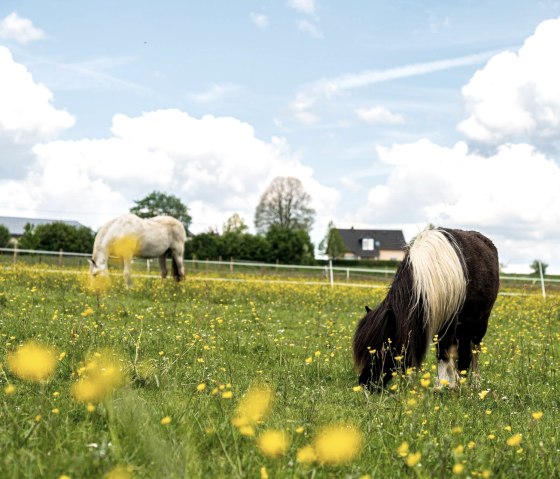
[336,227,406,261]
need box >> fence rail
[1,247,558,297]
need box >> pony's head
[88,258,108,277]
[353,303,399,388]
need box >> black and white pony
[353,227,499,389]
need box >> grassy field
[0,265,559,479]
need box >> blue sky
[1,1,560,273]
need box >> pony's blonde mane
[408,228,467,338]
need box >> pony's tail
[408,227,467,339]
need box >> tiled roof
[336,228,406,259]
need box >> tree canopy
[318,221,347,259]
[223,213,249,234]
[0,224,10,248]
[254,177,315,234]
[530,259,548,276]
[130,191,192,232]
[18,222,94,253]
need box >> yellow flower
[479,390,489,400]
[4,384,16,395]
[59,476,71,479]
[296,445,317,464]
[352,385,362,392]
[482,469,492,478]
[160,416,172,425]
[71,350,125,403]
[453,463,465,474]
[86,403,96,413]
[51,408,60,414]
[196,383,206,392]
[305,357,313,364]
[257,429,290,458]
[231,384,273,430]
[405,451,421,467]
[452,444,464,455]
[7,342,57,382]
[295,426,305,434]
[222,391,233,399]
[397,441,410,457]
[109,235,139,259]
[531,411,543,420]
[314,425,363,465]
[420,378,430,388]
[506,433,522,447]
[81,307,94,317]
[260,466,268,479]
[105,465,134,479]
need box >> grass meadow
[0,264,559,479]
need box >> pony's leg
[123,258,133,288]
[171,250,185,281]
[158,254,168,279]
[436,327,459,388]
[470,342,482,389]
[457,311,490,388]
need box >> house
[336,227,406,261]
[0,215,86,242]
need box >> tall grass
[0,265,558,478]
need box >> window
[362,237,374,251]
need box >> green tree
[185,232,223,260]
[223,213,249,234]
[266,225,315,264]
[254,177,315,234]
[18,222,94,253]
[318,221,347,259]
[530,259,548,276]
[0,224,11,248]
[130,191,192,232]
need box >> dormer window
[362,237,374,251]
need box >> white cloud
[291,51,496,124]
[0,46,75,143]
[250,12,269,29]
[459,17,560,145]
[287,0,316,15]
[0,109,339,236]
[356,106,405,125]
[188,83,240,104]
[0,12,45,44]
[354,139,560,272]
[297,19,323,38]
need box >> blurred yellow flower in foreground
[531,411,543,420]
[397,441,410,457]
[232,384,273,430]
[110,235,139,259]
[257,429,290,458]
[72,351,125,403]
[506,433,522,447]
[296,445,317,464]
[314,425,363,465]
[405,451,422,467]
[105,465,134,479]
[7,342,57,382]
[160,416,172,425]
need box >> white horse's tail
[408,227,467,339]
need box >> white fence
[1,247,558,297]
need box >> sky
[1,1,560,273]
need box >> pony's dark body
[353,228,499,388]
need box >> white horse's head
[88,258,108,276]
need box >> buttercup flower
[7,342,57,382]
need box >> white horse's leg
[123,258,133,288]
[171,249,185,281]
[158,254,168,279]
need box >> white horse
[89,213,186,286]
